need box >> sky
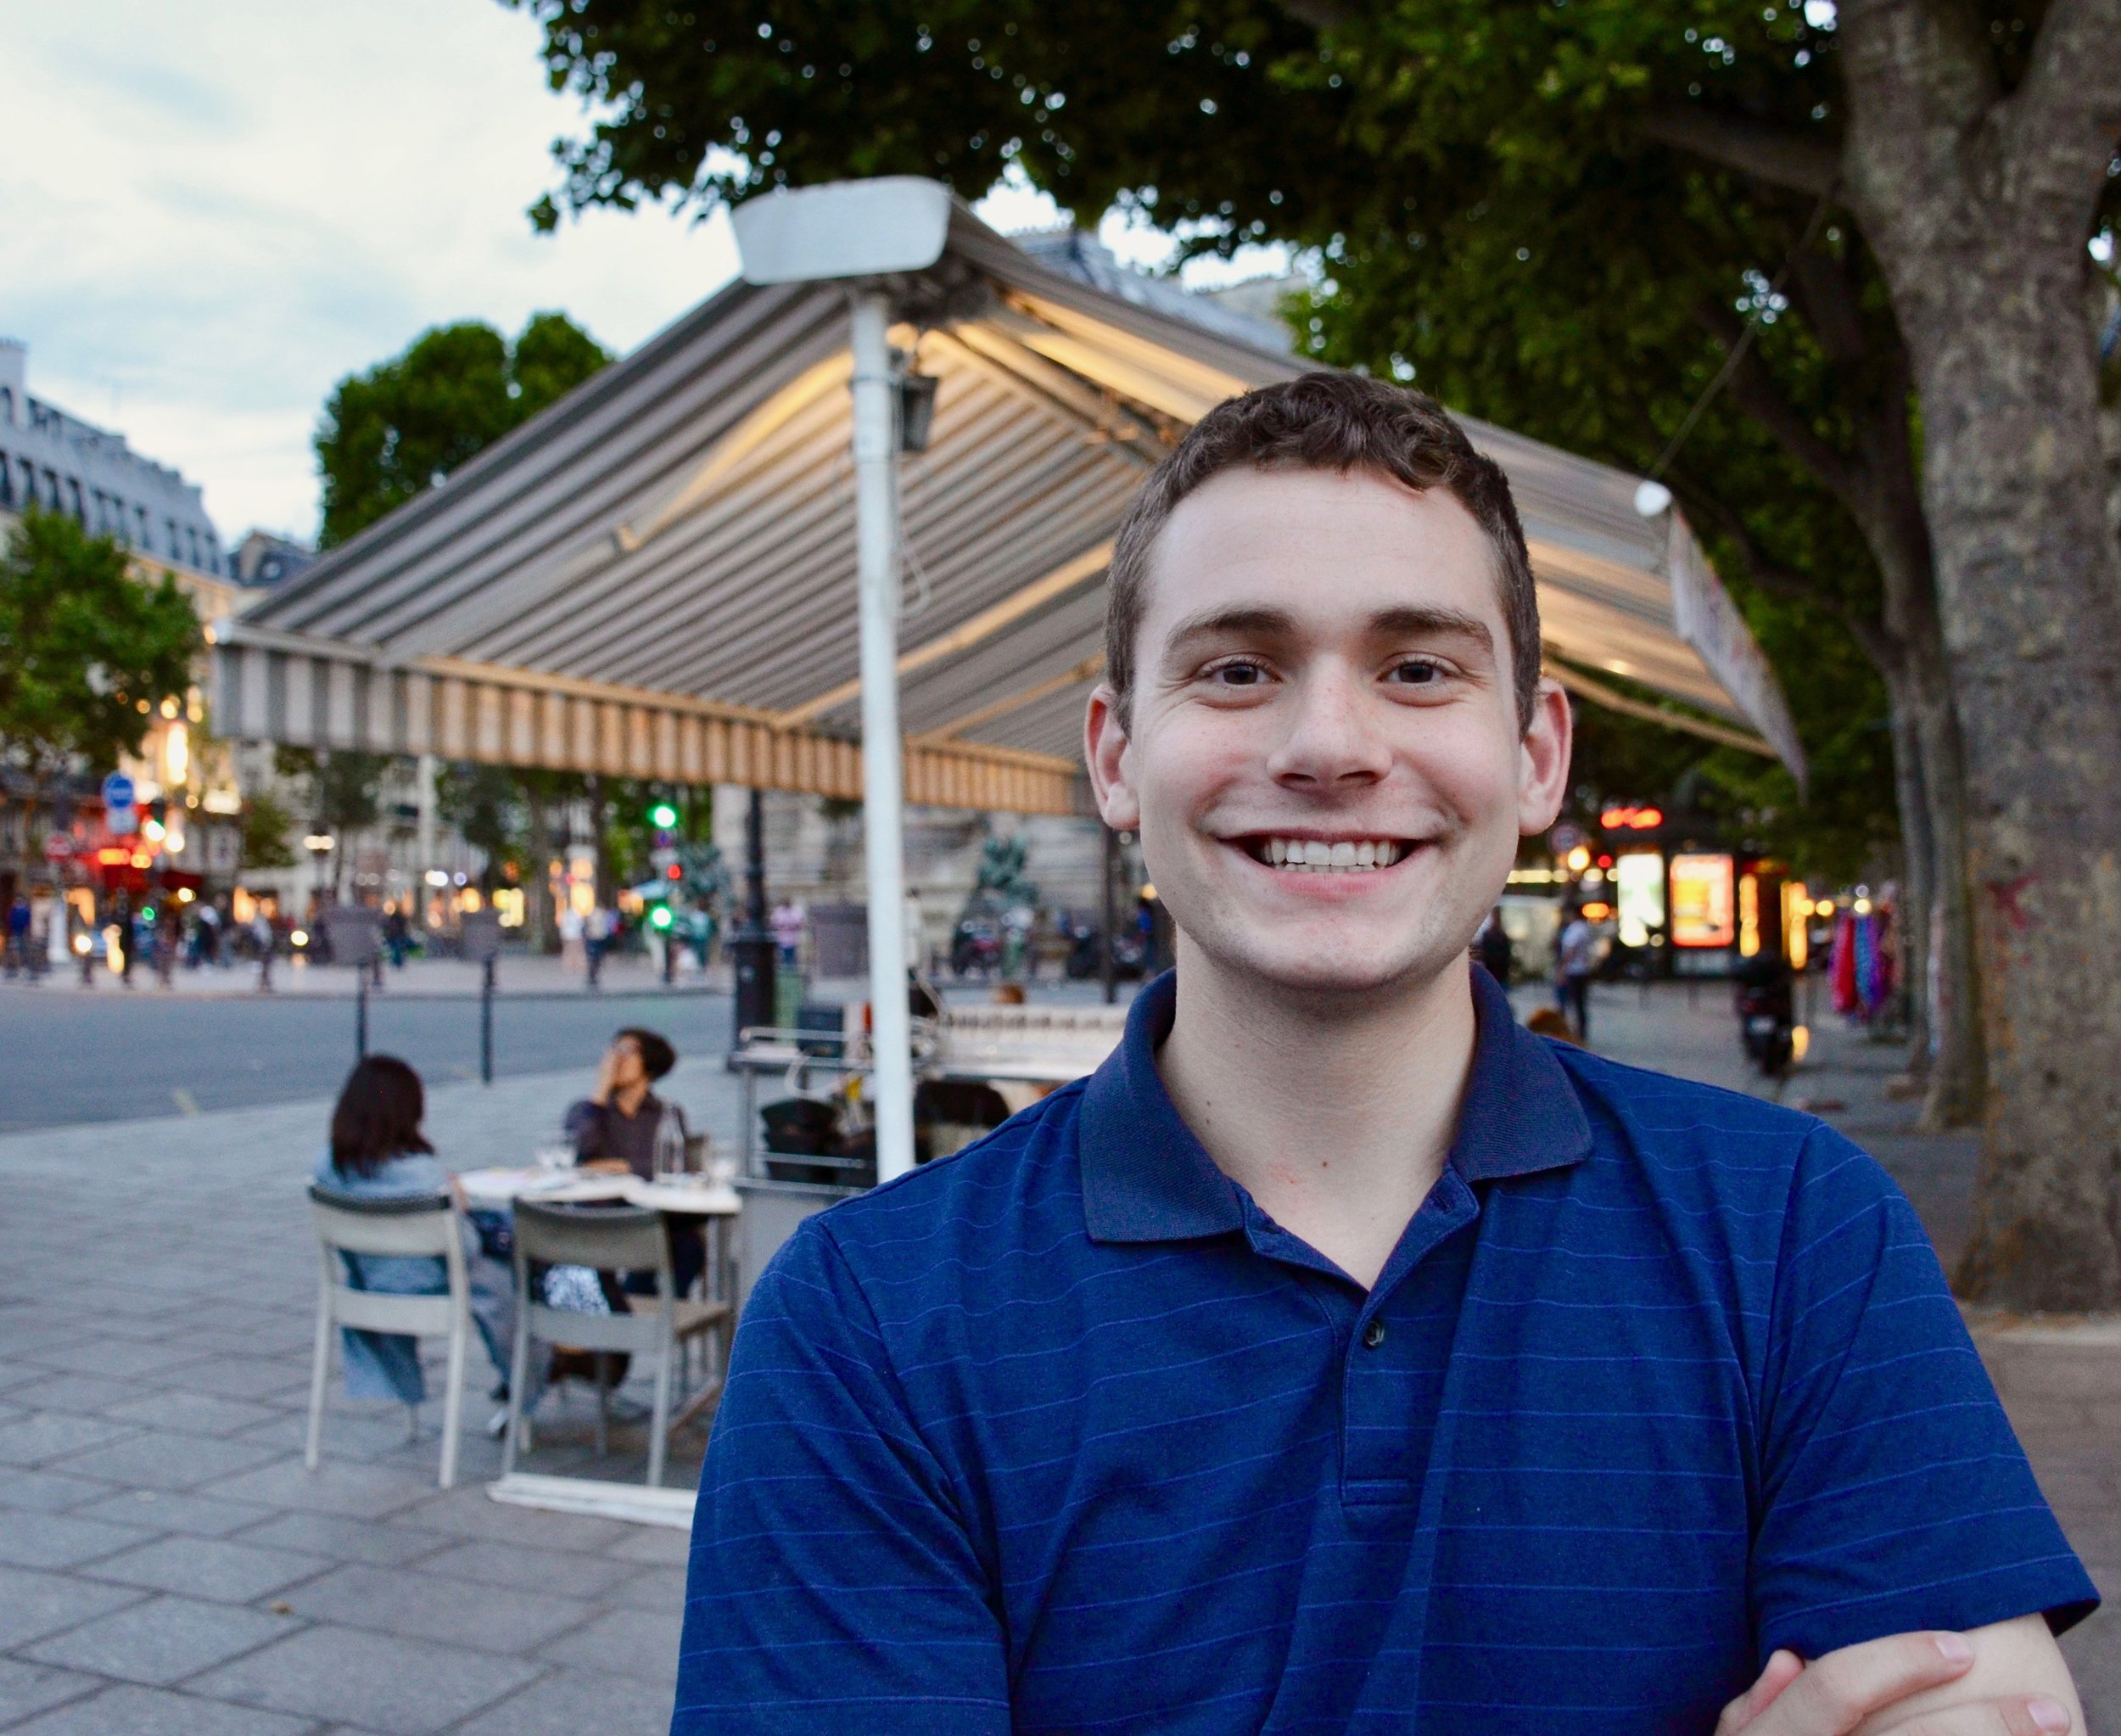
[0,3,1283,548]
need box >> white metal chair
[503,1200,730,1488]
[305,1182,473,1489]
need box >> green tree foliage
[0,507,199,786]
[239,789,300,871]
[273,747,393,837]
[436,762,525,890]
[316,311,611,547]
[505,0,1933,886]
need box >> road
[0,983,734,1132]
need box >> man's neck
[1154,944,1478,1290]
[614,1082,653,1118]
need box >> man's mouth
[1236,836,1413,874]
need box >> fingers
[1720,1649,1807,1734]
[1865,1697,2073,1736]
[1740,1632,1976,1735]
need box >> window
[67,478,85,522]
[135,506,148,545]
[0,454,12,508]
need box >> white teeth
[1255,837,1404,872]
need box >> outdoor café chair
[305,1182,473,1490]
[502,1200,731,1488]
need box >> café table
[455,1166,742,1431]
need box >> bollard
[355,972,368,1061]
[480,956,495,1084]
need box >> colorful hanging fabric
[1854,913,1885,1016]
[1830,910,1859,1016]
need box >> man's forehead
[1144,468,1504,639]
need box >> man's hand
[1718,1620,2079,1736]
[591,1043,618,1107]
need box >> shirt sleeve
[673,1219,1009,1735]
[562,1099,605,1160]
[1750,1124,2098,1660]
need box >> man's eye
[1388,660,1446,685]
[1210,662,1268,686]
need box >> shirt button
[1362,1319,1386,1350]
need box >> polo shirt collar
[1078,964,1592,1245]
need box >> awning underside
[218,208,1805,815]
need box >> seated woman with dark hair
[312,1056,512,1414]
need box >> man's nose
[1265,664,1393,787]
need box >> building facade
[0,339,228,578]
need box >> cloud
[0,1,736,541]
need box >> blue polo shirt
[674,968,2095,1734]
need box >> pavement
[0,975,2113,1733]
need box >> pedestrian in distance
[112,892,135,988]
[672,373,2090,1736]
[3,893,29,977]
[1555,897,1597,1042]
[383,904,411,970]
[253,909,276,993]
[1475,901,1513,986]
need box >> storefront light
[423,869,450,887]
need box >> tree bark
[524,787,557,954]
[1839,0,2121,1308]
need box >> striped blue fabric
[674,967,2095,1734]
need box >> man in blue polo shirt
[674,373,2095,1734]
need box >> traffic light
[648,801,679,830]
[649,904,674,930]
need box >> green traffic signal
[650,905,674,930]
[648,802,679,829]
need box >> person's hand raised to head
[1717,1619,2079,1736]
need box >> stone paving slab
[21,1594,290,1687]
[6,1684,316,1736]
[187,1626,542,1736]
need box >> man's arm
[672,1219,1010,1734]
[1718,1617,2079,1734]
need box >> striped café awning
[214,200,1804,815]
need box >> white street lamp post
[848,292,915,1182]
[732,178,954,1185]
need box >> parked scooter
[1733,955,1797,1079]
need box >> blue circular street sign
[101,772,136,809]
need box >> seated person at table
[564,1028,689,1179]
[563,1027,703,1297]
[312,1055,512,1409]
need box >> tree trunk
[1881,664,1936,1062]
[1903,636,1984,1130]
[1874,255,2121,1307]
[1839,0,2121,1310]
[525,790,556,954]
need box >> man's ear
[1085,685,1140,833]
[1517,676,1573,837]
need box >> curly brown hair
[1102,372,1541,732]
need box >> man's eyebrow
[1161,606,1301,652]
[1366,606,1494,652]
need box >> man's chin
[1188,933,1462,1003]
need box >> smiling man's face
[1087,464,1571,1001]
